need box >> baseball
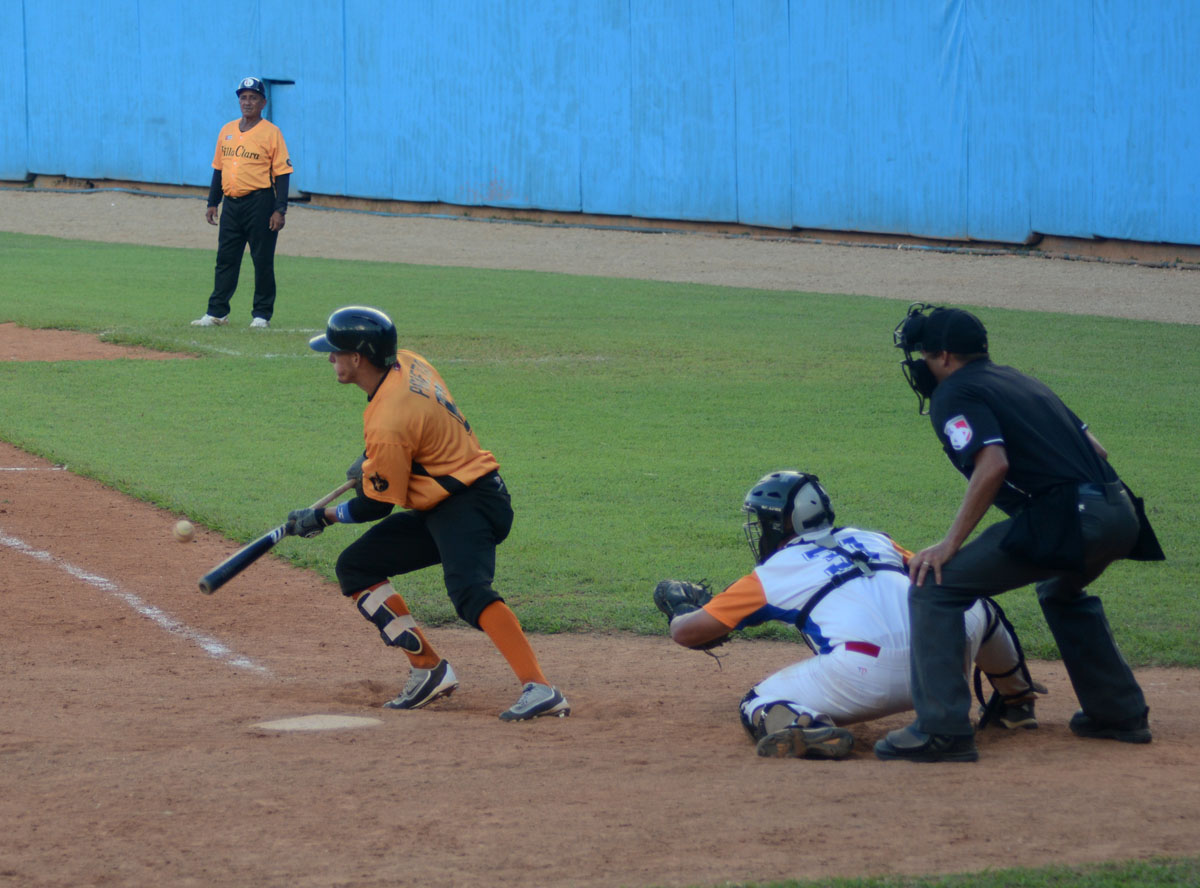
[173,520,195,543]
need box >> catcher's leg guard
[740,691,818,743]
[353,583,440,668]
[972,598,1045,729]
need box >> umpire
[192,76,293,329]
[876,304,1162,762]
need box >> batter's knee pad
[353,586,424,654]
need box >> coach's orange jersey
[211,119,293,197]
[359,350,500,511]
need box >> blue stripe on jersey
[733,603,803,631]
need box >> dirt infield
[1,191,1198,888]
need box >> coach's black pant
[334,473,514,629]
[909,482,1145,736]
[207,188,279,321]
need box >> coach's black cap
[236,77,266,97]
[919,307,988,354]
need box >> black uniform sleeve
[207,169,222,207]
[346,491,393,523]
[272,173,290,214]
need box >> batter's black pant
[909,482,1145,735]
[334,473,513,629]
[207,188,279,321]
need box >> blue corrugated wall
[3,0,1196,245]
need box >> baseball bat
[198,479,357,595]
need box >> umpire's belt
[1077,480,1126,505]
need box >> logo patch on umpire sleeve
[369,472,389,493]
[944,415,973,451]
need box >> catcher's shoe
[499,682,570,721]
[756,722,854,760]
[993,696,1038,730]
[383,660,458,710]
[874,725,978,763]
[1069,708,1152,744]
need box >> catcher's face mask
[894,302,940,415]
[742,504,787,565]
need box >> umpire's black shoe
[1069,708,1152,744]
[874,725,978,762]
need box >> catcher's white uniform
[702,526,1030,728]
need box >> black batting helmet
[309,306,398,368]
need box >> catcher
[655,470,1042,761]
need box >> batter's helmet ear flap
[309,306,398,368]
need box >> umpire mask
[893,303,939,415]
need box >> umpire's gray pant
[910,482,1145,736]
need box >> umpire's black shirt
[929,359,1119,516]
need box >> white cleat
[249,317,270,329]
[499,682,570,721]
[191,314,228,327]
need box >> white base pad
[250,714,382,732]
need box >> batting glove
[285,508,329,538]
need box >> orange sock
[352,584,441,670]
[478,601,548,686]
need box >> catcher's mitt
[654,579,712,620]
[653,579,728,651]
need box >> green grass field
[725,856,1200,888]
[1,229,1198,887]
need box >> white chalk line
[0,466,67,471]
[0,528,270,675]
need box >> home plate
[251,714,382,732]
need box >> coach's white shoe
[249,317,270,329]
[191,314,228,327]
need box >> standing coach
[192,76,293,329]
[875,304,1163,762]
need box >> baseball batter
[657,470,1039,760]
[192,76,293,329]
[284,306,570,721]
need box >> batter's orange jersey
[359,350,500,511]
[211,118,293,197]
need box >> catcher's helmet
[309,306,398,367]
[742,471,835,564]
[236,76,266,97]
